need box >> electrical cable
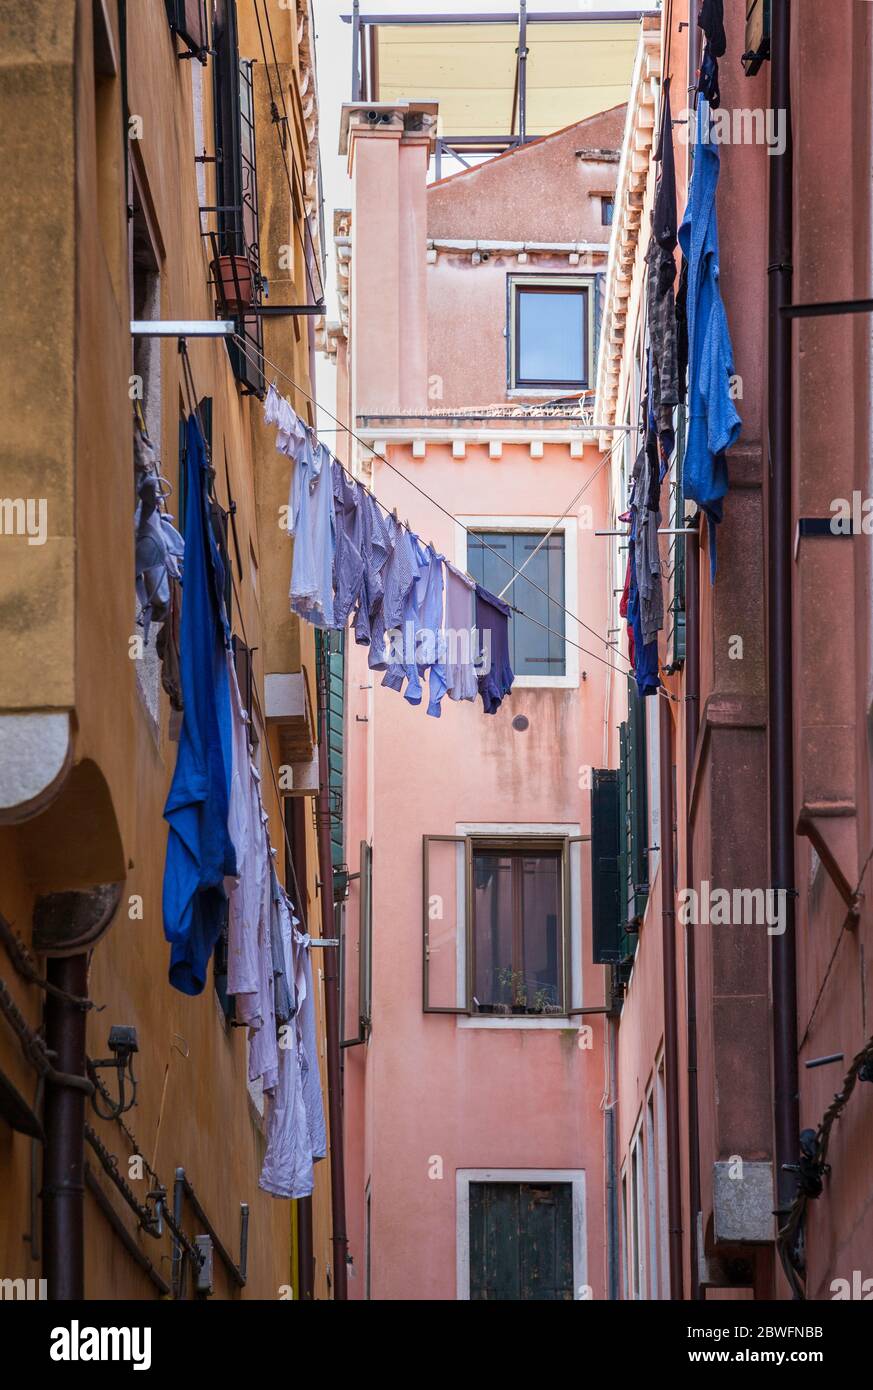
[232,333,638,674]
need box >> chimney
[341,102,438,417]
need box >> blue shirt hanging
[162,415,237,996]
[678,98,741,578]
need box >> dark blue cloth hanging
[678,99,742,580]
[162,415,237,995]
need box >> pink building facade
[330,104,626,1300]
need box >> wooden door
[469,1182,574,1300]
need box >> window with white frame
[458,517,577,688]
[508,275,594,390]
[467,530,566,677]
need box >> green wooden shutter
[591,769,622,964]
[626,676,650,925]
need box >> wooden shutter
[591,770,622,964]
[626,676,650,924]
[164,0,207,56]
[423,836,469,1013]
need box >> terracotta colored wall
[340,106,616,1300]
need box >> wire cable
[233,333,637,673]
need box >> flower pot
[476,1003,495,1015]
[511,1004,526,1015]
[212,254,254,314]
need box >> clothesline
[232,333,638,683]
[161,411,327,1203]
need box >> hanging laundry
[289,433,336,629]
[382,539,449,717]
[627,538,661,698]
[134,458,184,644]
[420,545,449,718]
[675,256,690,397]
[332,461,366,629]
[156,575,183,714]
[696,0,726,109]
[353,488,392,647]
[267,385,337,627]
[369,516,418,672]
[678,98,742,578]
[474,585,515,715]
[162,416,237,996]
[225,657,268,1002]
[259,898,314,1201]
[381,533,431,704]
[239,839,280,1095]
[619,551,635,670]
[293,926,327,1166]
[269,861,295,1026]
[652,77,678,276]
[630,443,664,649]
[444,562,479,703]
[647,76,680,454]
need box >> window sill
[512,673,578,690]
[457,1015,575,1031]
[506,387,589,399]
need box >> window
[467,530,566,677]
[600,196,615,226]
[212,0,264,395]
[341,840,372,1048]
[628,1126,646,1299]
[472,843,563,1012]
[590,678,650,984]
[164,0,208,58]
[422,833,586,1016]
[509,276,592,390]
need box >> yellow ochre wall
[0,0,333,1300]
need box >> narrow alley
[0,0,871,1361]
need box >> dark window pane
[472,852,513,1005]
[516,288,586,386]
[467,531,565,677]
[521,855,561,1008]
[472,847,563,1009]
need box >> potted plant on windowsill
[497,967,527,1015]
[531,987,562,1016]
[212,253,255,315]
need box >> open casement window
[341,840,372,1047]
[212,2,264,396]
[563,835,590,1015]
[590,769,623,966]
[625,676,650,927]
[423,836,469,1013]
[423,835,584,1015]
[164,0,208,57]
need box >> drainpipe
[684,519,702,1300]
[683,0,703,1306]
[659,697,683,1296]
[767,0,800,1227]
[287,791,317,1301]
[605,1016,620,1300]
[43,955,89,1300]
[316,655,349,1300]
